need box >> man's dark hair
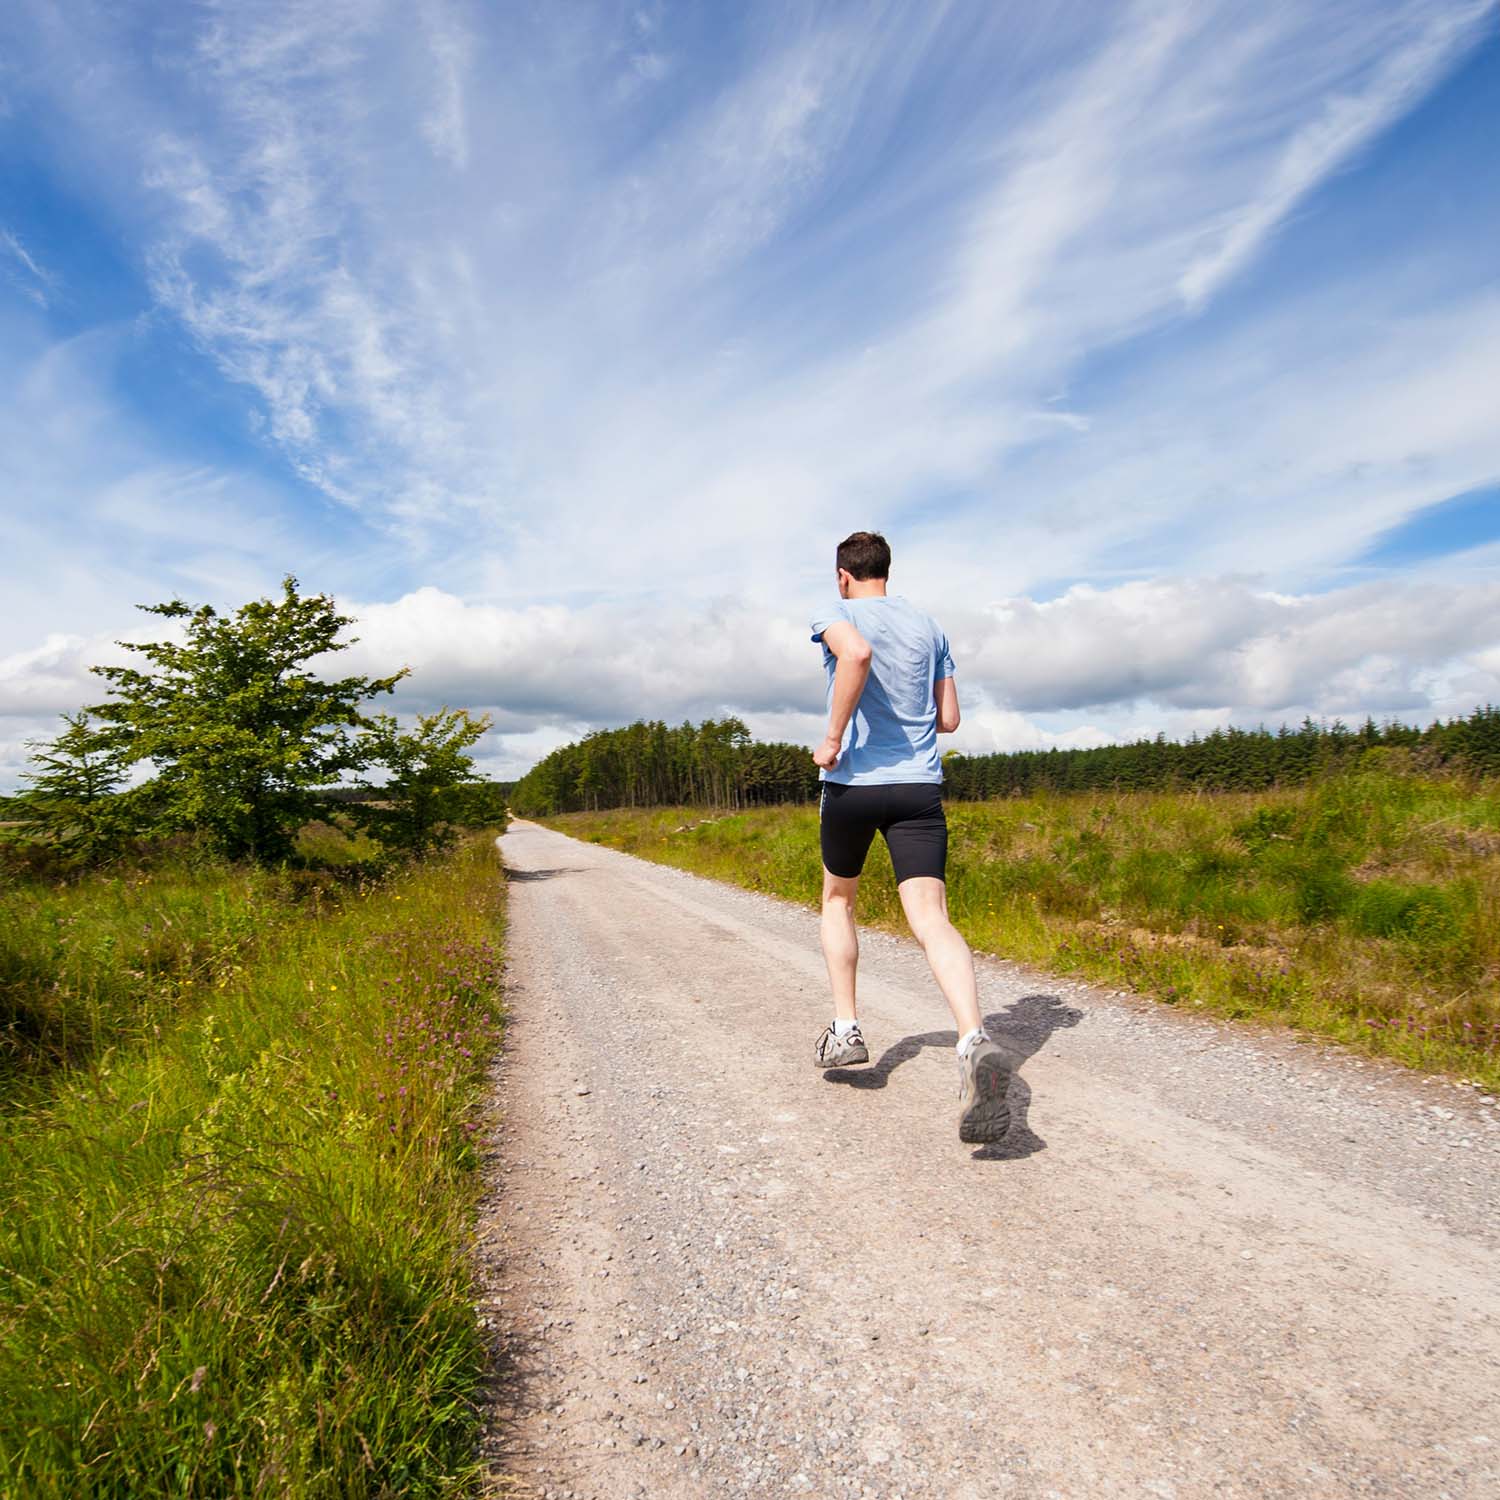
[835,531,891,580]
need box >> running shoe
[814,1023,869,1068]
[957,1033,1012,1143]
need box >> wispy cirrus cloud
[2,0,1498,782]
[1177,0,1495,309]
[45,0,1485,578]
[1,226,54,307]
[418,0,473,171]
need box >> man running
[810,531,1012,1143]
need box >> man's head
[835,531,891,598]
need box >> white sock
[956,1026,987,1055]
[832,1016,861,1037]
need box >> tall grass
[0,822,380,1088]
[543,769,1500,1089]
[2,861,310,1088]
[0,835,505,1497]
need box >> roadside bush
[15,579,497,871]
[1347,878,1480,984]
[349,709,493,857]
[0,860,305,1085]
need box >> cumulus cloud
[5,573,1497,787]
[343,574,1500,719]
[348,576,1500,765]
[0,633,115,716]
[339,588,816,722]
[954,578,1500,715]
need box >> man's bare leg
[897,876,982,1036]
[900,875,1011,1140]
[820,869,861,1021]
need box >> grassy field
[542,766,1500,1091]
[0,824,372,1091]
[0,832,505,1497]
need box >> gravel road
[475,819,1500,1500]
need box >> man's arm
[935,675,960,734]
[812,620,871,770]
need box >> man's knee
[907,910,949,949]
[899,879,951,944]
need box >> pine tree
[20,711,133,862]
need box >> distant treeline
[509,718,819,815]
[942,706,1500,798]
[508,706,1500,814]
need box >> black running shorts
[819,781,948,884]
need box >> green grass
[0,824,387,1090]
[0,834,506,1497]
[2,858,316,1090]
[542,769,1500,1090]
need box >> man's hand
[812,734,843,770]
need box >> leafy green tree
[19,711,134,862]
[90,577,405,862]
[351,709,493,855]
[439,780,512,829]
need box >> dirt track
[476,819,1500,1499]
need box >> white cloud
[419,0,472,171]
[3,1,1499,786]
[338,587,814,722]
[1178,1,1493,310]
[0,633,108,716]
[344,574,1500,758]
[1,226,55,308]
[349,575,1500,760]
[939,284,1500,598]
[0,319,407,678]
[955,577,1500,716]
[472,722,591,782]
[20,0,1483,595]
[5,573,1497,789]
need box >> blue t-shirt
[810,595,955,785]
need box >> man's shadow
[821,993,1083,1161]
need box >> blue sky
[2,0,1499,781]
